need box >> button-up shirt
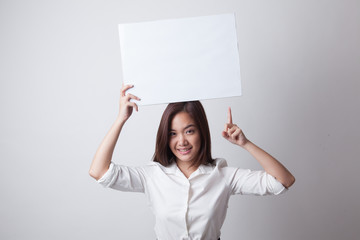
[97,158,286,240]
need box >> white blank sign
[119,13,242,105]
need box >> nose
[178,134,188,146]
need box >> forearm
[89,116,125,180]
[242,141,295,188]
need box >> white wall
[1,0,359,239]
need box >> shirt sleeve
[229,168,286,196]
[97,162,146,193]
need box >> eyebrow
[170,124,196,132]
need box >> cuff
[267,174,287,195]
[97,162,115,187]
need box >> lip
[177,147,192,155]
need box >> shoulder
[213,158,229,168]
[211,158,244,177]
[199,158,235,175]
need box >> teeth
[179,148,190,152]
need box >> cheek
[169,138,176,149]
[192,135,201,148]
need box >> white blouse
[97,158,286,240]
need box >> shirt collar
[198,163,214,174]
[150,160,214,175]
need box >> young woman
[89,84,295,240]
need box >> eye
[186,129,195,134]
[169,132,176,137]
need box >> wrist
[240,139,253,150]
[115,115,127,126]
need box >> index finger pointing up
[227,107,233,124]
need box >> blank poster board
[119,13,242,105]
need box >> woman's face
[169,111,201,165]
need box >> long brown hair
[153,101,214,168]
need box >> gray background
[1,0,359,239]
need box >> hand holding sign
[118,83,141,123]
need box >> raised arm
[89,84,140,180]
[222,107,295,188]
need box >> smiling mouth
[177,147,192,155]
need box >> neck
[176,161,198,178]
